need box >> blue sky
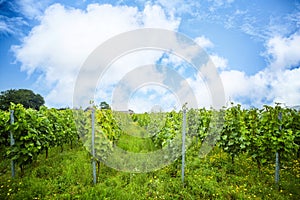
[0,0,300,111]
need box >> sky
[0,0,300,112]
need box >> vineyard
[0,103,299,199]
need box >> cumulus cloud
[13,3,180,108]
[266,32,300,70]
[210,55,228,70]
[271,68,300,105]
[194,36,214,49]
[11,1,300,110]
[220,70,249,99]
[218,33,300,107]
[185,31,299,108]
[218,67,300,108]
[127,85,180,112]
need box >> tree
[0,89,45,110]
[100,101,110,110]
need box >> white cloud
[108,61,165,111]
[142,4,179,28]
[208,0,235,12]
[127,85,180,112]
[0,20,13,34]
[194,36,214,49]
[0,15,27,36]
[194,36,228,70]
[266,32,300,70]
[269,68,300,106]
[155,0,200,16]
[17,0,45,19]
[218,65,300,108]
[0,0,48,32]
[98,51,164,90]
[213,32,300,108]
[11,2,300,110]
[191,32,300,108]
[210,54,228,69]
[220,70,249,99]
[185,75,211,108]
[12,3,180,108]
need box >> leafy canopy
[100,101,110,110]
[0,89,45,110]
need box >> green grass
[117,122,157,153]
[0,137,299,200]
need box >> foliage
[187,108,212,142]
[218,104,248,163]
[5,103,79,173]
[131,112,151,128]
[99,101,110,110]
[0,103,299,199]
[0,144,299,199]
[151,110,182,148]
[0,89,44,111]
[0,109,10,148]
[6,104,45,172]
[255,105,297,165]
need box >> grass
[117,122,157,153]
[0,136,299,199]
